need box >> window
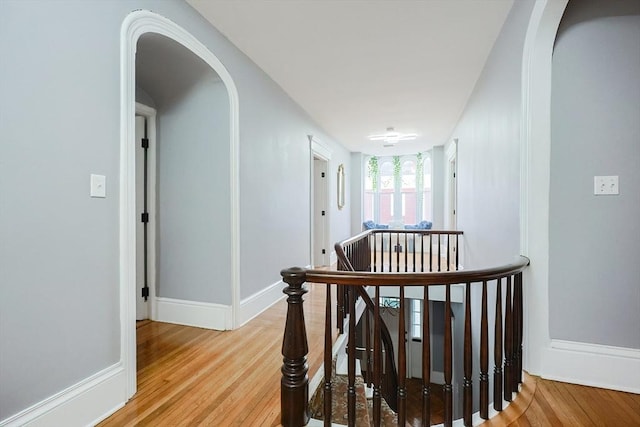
[365,153,431,225]
[380,297,400,308]
[410,299,422,340]
[401,160,417,224]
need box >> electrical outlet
[593,175,618,196]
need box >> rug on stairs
[309,362,445,426]
[370,379,445,426]
[309,372,372,426]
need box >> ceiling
[186,0,514,155]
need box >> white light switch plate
[594,175,618,195]
[90,174,106,198]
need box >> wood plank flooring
[99,282,640,426]
[99,282,337,427]
[489,375,640,427]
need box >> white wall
[0,0,351,421]
[549,0,640,349]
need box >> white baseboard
[330,250,337,266]
[237,280,286,327]
[0,364,126,427]
[155,297,232,330]
[544,339,640,393]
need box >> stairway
[309,357,371,426]
[309,354,446,426]
[309,355,404,426]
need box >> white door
[449,158,457,230]
[135,115,148,320]
[312,157,329,267]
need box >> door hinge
[321,172,325,178]
[321,210,325,216]
[322,249,326,254]
[142,286,149,299]
[141,212,149,223]
[141,138,149,149]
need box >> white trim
[237,280,287,327]
[120,10,241,400]
[0,364,125,427]
[519,0,568,379]
[444,139,457,232]
[544,340,640,394]
[329,250,337,267]
[309,135,332,161]
[445,138,457,162]
[310,135,332,267]
[155,297,232,330]
[135,102,157,321]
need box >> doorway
[135,104,157,321]
[445,140,458,267]
[121,10,240,399]
[312,156,329,267]
[310,136,332,268]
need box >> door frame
[309,135,331,267]
[445,139,457,231]
[121,10,240,399]
[444,140,460,268]
[135,103,157,321]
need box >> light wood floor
[99,283,640,426]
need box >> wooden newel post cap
[281,267,307,285]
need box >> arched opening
[520,0,568,375]
[120,10,240,398]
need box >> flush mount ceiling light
[368,127,417,144]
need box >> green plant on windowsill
[368,156,379,191]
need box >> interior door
[312,157,328,267]
[448,157,457,268]
[135,115,148,320]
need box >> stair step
[364,384,373,399]
[309,372,371,426]
[335,354,362,376]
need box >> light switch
[91,174,106,198]
[594,175,619,196]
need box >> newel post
[281,267,310,427]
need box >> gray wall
[137,33,231,304]
[0,0,350,420]
[549,0,640,348]
[449,0,533,269]
[350,152,364,235]
[444,0,535,412]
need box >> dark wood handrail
[307,255,530,285]
[338,228,464,249]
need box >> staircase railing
[336,229,464,418]
[281,229,529,427]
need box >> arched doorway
[120,10,240,398]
